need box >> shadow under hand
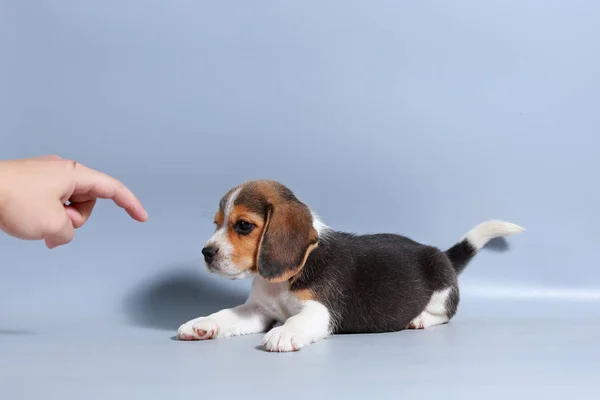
[122,265,247,331]
[484,237,510,252]
[0,329,36,335]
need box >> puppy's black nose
[202,246,218,263]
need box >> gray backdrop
[1,1,599,399]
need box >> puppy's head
[202,180,319,282]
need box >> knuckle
[55,158,76,171]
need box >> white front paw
[176,317,220,341]
[262,326,306,352]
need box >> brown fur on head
[202,180,319,282]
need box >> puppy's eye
[234,220,255,235]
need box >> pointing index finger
[71,162,148,222]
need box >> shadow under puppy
[176,180,524,352]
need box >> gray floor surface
[2,299,598,399]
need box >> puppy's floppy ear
[257,202,318,282]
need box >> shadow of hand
[122,265,247,331]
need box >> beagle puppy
[176,180,524,352]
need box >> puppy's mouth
[215,271,249,280]
[205,262,246,280]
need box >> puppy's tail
[445,220,525,275]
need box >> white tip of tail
[462,220,525,251]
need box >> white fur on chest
[248,277,304,322]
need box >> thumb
[65,199,97,228]
[44,207,75,249]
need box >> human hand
[0,155,148,249]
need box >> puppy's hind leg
[408,286,459,330]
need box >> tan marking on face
[209,180,318,280]
[214,210,224,228]
[226,204,266,272]
[235,180,320,282]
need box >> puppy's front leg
[176,303,272,341]
[262,300,331,352]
